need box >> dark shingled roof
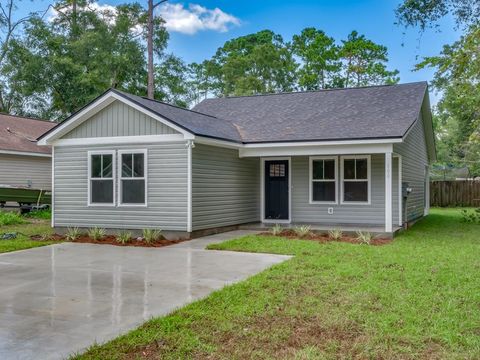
[0,114,55,154]
[192,82,429,143]
[113,90,243,142]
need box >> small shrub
[65,227,81,241]
[0,212,26,226]
[88,227,106,241]
[356,231,373,245]
[461,208,480,223]
[271,224,283,236]
[116,231,132,245]
[24,209,51,220]
[293,225,311,238]
[328,228,343,240]
[142,228,162,244]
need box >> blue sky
[29,0,460,102]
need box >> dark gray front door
[264,160,289,220]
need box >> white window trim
[309,156,338,204]
[117,149,148,207]
[87,150,116,207]
[340,155,371,205]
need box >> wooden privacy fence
[430,180,480,207]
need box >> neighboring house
[0,114,55,190]
[38,82,435,238]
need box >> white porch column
[385,152,393,233]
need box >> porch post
[385,152,393,233]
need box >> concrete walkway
[0,230,290,360]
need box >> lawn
[0,210,55,253]
[77,208,480,359]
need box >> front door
[264,160,289,221]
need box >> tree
[147,0,168,99]
[154,54,191,107]
[211,30,298,96]
[4,1,168,119]
[291,28,341,90]
[396,0,480,30]
[416,25,480,175]
[339,31,399,87]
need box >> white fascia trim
[241,143,394,158]
[194,136,242,149]
[0,150,51,158]
[52,134,185,146]
[244,138,402,148]
[38,91,195,145]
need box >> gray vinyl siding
[53,142,188,230]
[0,154,51,190]
[63,100,179,139]
[394,113,429,221]
[192,144,260,230]
[291,155,387,225]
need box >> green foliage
[0,212,26,226]
[328,228,343,240]
[116,231,132,245]
[396,0,480,30]
[0,219,55,253]
[270,224,283,236]
[65,227,81,241]
[88,227,106,241]
[293,225,311,238]
[23,209,51,220]
[460,208,480,223]
[355,231,373,245]
[142,228,162,244]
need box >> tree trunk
[147,0,154,99]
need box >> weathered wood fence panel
[430,181,480,207]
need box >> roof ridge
[203,81,428,100]
[111,88,221,120]
[0,112,54,124]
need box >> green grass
[23,208,52,220]
[76,208,480,359]
[0,212,55,253]
[0,211,26,226]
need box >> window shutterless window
[309,156,337,203]
[341,156,370,204]
[88,151,115,206]
[118,150,147,206]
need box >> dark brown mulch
[30,234,186,247]
[260,229,392,246]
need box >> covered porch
[239,141,406,235]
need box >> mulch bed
[261,229,392,246]
[30,234,185,247]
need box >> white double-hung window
[119,149,147,206]
[310,156,338,203]
[341,155,371,204]
[88,150,115,206]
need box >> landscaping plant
[328,228,343,240]
[116,231,132,245]
[65,227,81,241]
[293,225,311,238]
[271,224,283,236]
[356,231,373,245]
[142,229,162,244]
[461,208,480,223]
[88,227,106,241]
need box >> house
[0,114,55,190]
[37,82,435,238]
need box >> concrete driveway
[0,231,290,360]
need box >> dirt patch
[261,229,392,246]
[30,234,186,248]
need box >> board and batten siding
[63,100,179,139]
[192,144,260,230]
[0,154,51,190]
[53,142,188,231]
[394,112,429,221]
[291,154,395,225]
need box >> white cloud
[158,3,240,35]
[48,2,117,23]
